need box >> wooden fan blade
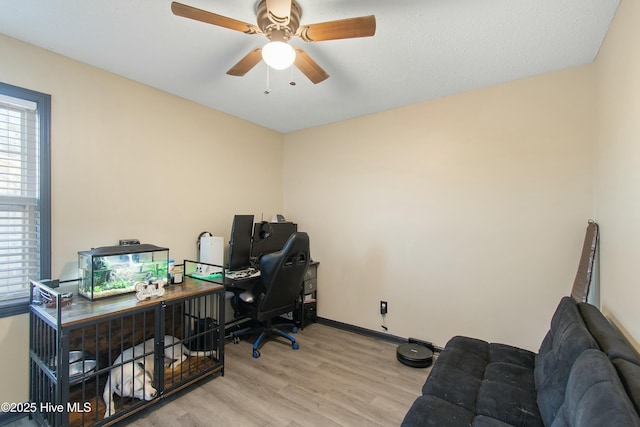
[266,0,292,25]
[227,48,263,76]
[298,15,376,42]
[294,48,329,84]
[171,2,260,34]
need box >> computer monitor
[228,214,254,271]
[251,222,297,260]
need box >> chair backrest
[570,220,599,303]
[257,232,310,320]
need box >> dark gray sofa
[401,297,640,426]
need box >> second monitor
[228,214,254,271]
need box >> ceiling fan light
[262,41,296,70]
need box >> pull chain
[264,66,271,94]
[289,65,296,86]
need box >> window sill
[0,298,29,318]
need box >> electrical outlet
[380,300,388,315]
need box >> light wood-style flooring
[9,323,433,427]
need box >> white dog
[103,335,213,418]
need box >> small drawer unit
[302,277,317,294]
[296,261,319,329]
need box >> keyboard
[226,267,260,280]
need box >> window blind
[0,95,40,302]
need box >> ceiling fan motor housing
[257,0,301,40]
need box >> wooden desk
[32,277,224,327]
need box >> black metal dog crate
[30,277,225,427]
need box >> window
[0,82,51,317]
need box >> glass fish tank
[78,244,169,301]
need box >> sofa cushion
[534,299,598,426]
[420,335,540,426]
[472,415,520,427]
[536,297,578,363]
[475,380,542,427]
[401,394,542,427]
[422,364,483,412]
[484,362,535,390]
[614,358,640,416]
[549,297,579,338]
[401,395,475,427]
[489,343,536,368]
[550,349,640,427]
[439,336,536,371]
[578,302,640,364]
[429,338,488,379]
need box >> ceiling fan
[171,0,376,84]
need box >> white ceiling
[0,0,620,133]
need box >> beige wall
[0,36,283,275]
[0,313,29,406]
[594,0,640,348]
[284,67,596,351]
[0,34,282,404]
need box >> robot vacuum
[397,340,434,368]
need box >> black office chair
[232,232,310,358]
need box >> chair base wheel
[253,349,261,358]
[292,342,299,350]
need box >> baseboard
[316,317,444,352]
[316,317,407,344]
